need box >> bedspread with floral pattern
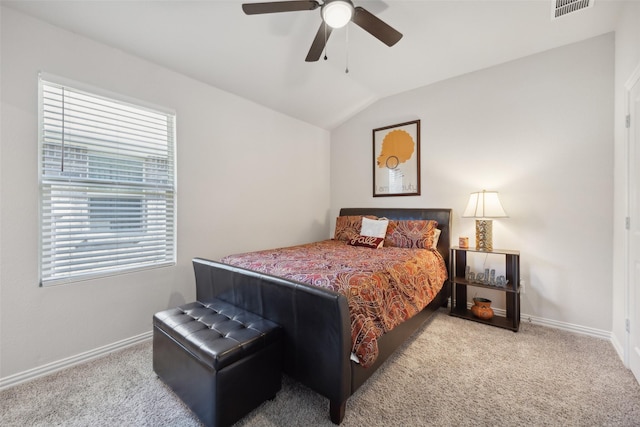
[220,240,447,368]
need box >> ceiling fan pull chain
[324,23,328,60]
[345,24,349,73]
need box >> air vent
[552,0,594,19]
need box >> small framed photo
[372,120,420,197]
[459,237,469,249]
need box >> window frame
[38,73,177,286]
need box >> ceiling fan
[242,0,403,62]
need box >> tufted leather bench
[153,299,283,427]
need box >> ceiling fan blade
[352,6,403,47]
[242,1,320,15]
[305,22,333,62]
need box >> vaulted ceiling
[3,0,625,129]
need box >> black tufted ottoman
[153,299,283,427]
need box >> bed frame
[193,208,451,424]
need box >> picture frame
[372,120,420,197]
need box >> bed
[193,208,451,424]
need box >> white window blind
[39,76,176,286]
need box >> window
[39,75,176,286]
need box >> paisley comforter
[221,239,447,368]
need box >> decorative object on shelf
[495,275,509,287]
[459,236,469,248]
[462,190,508,251]
[465,267,509,287]
[470,297,494,320]
[373,120,420,197]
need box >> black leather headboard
[338,208,452,268]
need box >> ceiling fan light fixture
[322,0,353,29]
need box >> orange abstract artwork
[376,129,415,170]
[373,120,420,197]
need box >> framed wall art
[372,119,420,197]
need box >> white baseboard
[517,311,611,340]
[469,304,613,344]
[456,299,613,340]
[610,330,626,364]
[0,331,152,391]
[0,305,618,392]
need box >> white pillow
[360,217,389,238]
[432,228,441,249]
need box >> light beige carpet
[2,309,639,426]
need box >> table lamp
[462,190,508,251]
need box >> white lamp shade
[322,0,353,28]
[462,190,508,218]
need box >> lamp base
[475,219,493,251]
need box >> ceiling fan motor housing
[322,0,354,29]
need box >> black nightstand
[449,246,520,331]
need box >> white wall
[0,7,330,381]
[612,2,640,359]
[331,34,614,333]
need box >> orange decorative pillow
[348,235,385,249]
[334,215,377,241]
[384,220,439,249]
